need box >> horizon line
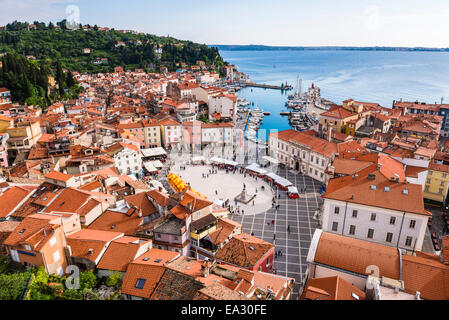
[209,44,449,50]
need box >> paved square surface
[229,167,324,300]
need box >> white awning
[288,186,299,194]
[152,147,167,156]
[192,156,206,162]
[152,160,163,168]
[275,177,293,187]
[141,147,167,158]
[266,172,282,180]
[141,148,155,157]
[245,163,267,175]
[143,161,157,172]
[262,156,279,165]
[224,159,238,166]
[210,157,223,163]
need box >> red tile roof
[301,276,366,300]
[325,171,429,216]
[215,233,274,268]
[97,237,151,272]
[0,186,36,218]
[271,129,337,158]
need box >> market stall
[288,186,299,199]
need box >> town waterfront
[220,49,449,137]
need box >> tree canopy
[0,20,226,74]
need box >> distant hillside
[213,44,449,52]
[0,20,226,74]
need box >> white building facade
[114,147,142,175]
[269,131,336,184]
[321,179,430,252]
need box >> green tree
[61,288,82,300]
[0,272,29,300]
[105,272,122,288]
[55,60,66,95]
[66,71,76,87]
[79,270,97,290]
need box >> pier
[238,82,293,91]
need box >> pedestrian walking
[215,190,218,195]
[252,200,255,206]
[287,225,290,233]
[273,234,276,240]
[272,220,274,225]
[275,252,278,259]
[242,209,245,215]
[281,249,283,256]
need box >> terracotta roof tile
[97,237,151,272]
[87,208,143,236]
[271,129,337,158]
[314,232,400,280]
[0,186,35,218]
[301,276,366,300]
[215,233,274,268]
[149,268,204,300]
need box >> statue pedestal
[234,189,256,204]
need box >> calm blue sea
[219,50,449,136]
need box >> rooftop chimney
[201,260,212,277]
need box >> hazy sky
[2,0,449,47]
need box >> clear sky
[1,0,449,47]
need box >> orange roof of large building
[331,158,375,176]
[325,170,429,216]
[313,231,400,280]
[271,129,337,158]
[312,231,449,300]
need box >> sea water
[220,49,449,139]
